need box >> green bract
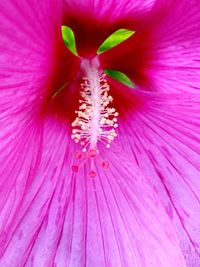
[61,25,77,56]
[104,69,135,88]
[97,29,135,54]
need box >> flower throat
[71,58,118,178]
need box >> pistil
[71,58,118,177]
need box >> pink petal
[63,0,155,21]
[0,117,75,266]
[0,1,198,266]
[0,0,77,263]
[117,91,200,266]
[101,0,200,92]
[0,129,186,266]
[0,0,79,122]
[0,0,55,207]
[0,0,79,207]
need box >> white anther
[71,59,118,151]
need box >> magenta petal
[0,0,78,116]
[0,116,186,266]
[0,1,76,264]
[63,0,155,21]
[0,0,58,210]
[46,150,186,266]
[118,91,200,265]
[0,0,65,211]
[147,0,200,93]
[0,0,79,207]
[0,0,198,266]
[0,118,75,266]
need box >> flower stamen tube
[71,58,118,177]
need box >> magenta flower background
[0,0,200,266]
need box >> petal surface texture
[0,0,76,264]
[0,133,186,267]
[0,0,200,267]
[116,89,200,266]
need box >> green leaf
[104,69,135,88]
[61,25,78,56]
[97,29,135,54]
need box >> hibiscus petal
[0,117,74,266]
[0,0,79,115]
[0,0,79,199]
[0,128,186,266]
[117,91,200,266]
[63,0,155,22]
[0,0,78,262]
[0,1,198,266]
[53,153,186,266]
[101,0,200,92]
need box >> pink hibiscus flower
[0,0,200,266]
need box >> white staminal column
[82,59,101,150]
[71,57,118,177]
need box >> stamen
[71,58,118,177]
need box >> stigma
[71,58,118,177]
